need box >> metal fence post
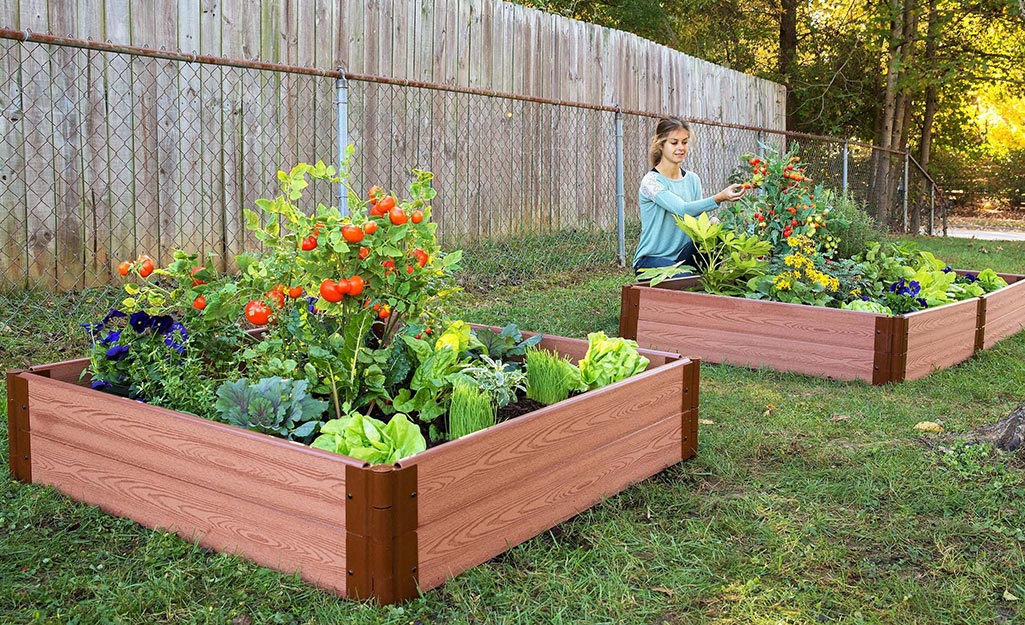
[902,151,909,233]
[930,184,935,235]
[336,67,349,216]
[841,140,849,194]
[615,106,626,267]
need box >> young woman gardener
[633,116,746,274]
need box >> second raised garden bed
[619,272,1025,384]
[7,331,699,604]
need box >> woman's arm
[649,187,718,217]
[640,174,717,217]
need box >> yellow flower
[773,275,793,291]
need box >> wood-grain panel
[31,436,348,595]
[903,299,978,380]
[26,374,358,527]
[407,359,687,525]
[635,287,881,350]
[982,280,1025,349]
[636,318,876,382]
[26,357,90,383]
[415,414,682,591]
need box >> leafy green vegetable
[841,299,892,315]
[475,323,543,360]
[577,332,649,390]
[310,412,426,464]
[393,320,483,441]
[976,268,1008,293]
[214,377,328,443]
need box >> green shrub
[449,380,495,439]
[825,190,885,259]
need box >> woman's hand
[713,184,746,204]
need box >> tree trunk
[917,0,940,233]
[779,0,799,131]
[870,0,904,226]
[974,405,1025,452]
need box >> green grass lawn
[2,236,1025,624]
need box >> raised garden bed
[619,272,1025,385]
[6,331,699,604]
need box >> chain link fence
[0,32,949,354]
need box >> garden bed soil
[619,272,1025,385]
[6,330,699,604]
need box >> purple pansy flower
[105,344,130,360]
[150,315,175,335]
[129,311,151,333]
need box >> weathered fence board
[1,0,785,289]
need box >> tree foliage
[512,0,1025,213]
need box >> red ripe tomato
[378,305,391,319]
[358,246,370,260]
[244,300,271,325]
[414,249,429,267]
[389,206,408,225]
[347,275,365,296]
[406,265,414,274]
[287,285,303,298]
[266,289,285,308]
[749,157,760,166]
[377,195,396,212]
[363,221,378,235]
[117,261,131,276]
[341,224,364,243]
[190,266,206,286]
[410,210,424,224]
[139,257,155,278]
[301,236,318,251]
[192,295,207,310]
[368,185,383,202]
[320,279,343,302]
[369,205,384,217]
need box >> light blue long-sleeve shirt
[632,169,719,267]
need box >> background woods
[516,0,1025,225]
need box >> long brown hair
[648,116,690,168]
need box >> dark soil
[497,395,546,421]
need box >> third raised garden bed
[620,272,1025,384]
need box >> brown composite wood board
[981,277,1025,349]
[22,372,358,596]
[903,299,979,381]
[407,358,693,591]
[632,286,879,381]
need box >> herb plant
[448,381,496,439]
[455,353,526,409]
[525,348,584,405]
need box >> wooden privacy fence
[0,30,780,291]
[0,28,945,292]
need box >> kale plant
[214,377,328,443]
